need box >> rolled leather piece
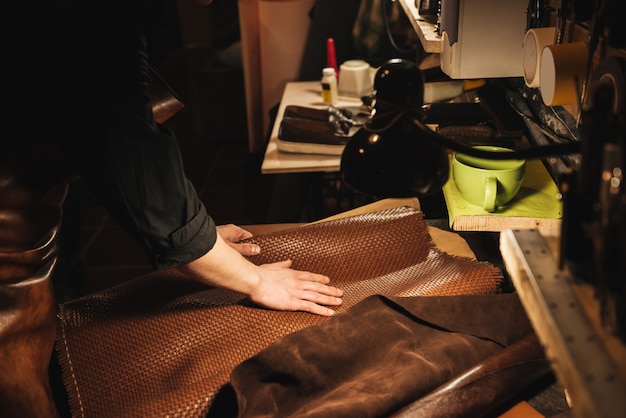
[0,148,68,418]
[390,332,551,418]
[0,147,70,250]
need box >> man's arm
[176,227,344,316]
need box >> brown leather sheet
[55,206,506,417]
[231,294,538,418]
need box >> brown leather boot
[0,150,68,417]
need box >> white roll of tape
[522,27,556,88]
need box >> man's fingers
[300,290,343,306]
[296,273,343,296]
[298,301,338,317]
[234,243,260,256]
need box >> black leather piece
[278,117,353,145]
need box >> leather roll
[0,147,67,417]
[391,333,551,418]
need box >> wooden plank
[500,229,626,418]
[450,215,561,232]
[397,0,442,53]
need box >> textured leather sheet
[55,206,503,417]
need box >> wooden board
[397,0,442,53]
[500,229,626,418]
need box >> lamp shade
[340,59,449,197]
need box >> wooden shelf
[398,0,442,53]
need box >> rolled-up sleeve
[73,121,218,270]
[156,196,217,269]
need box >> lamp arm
[411,116,582,160]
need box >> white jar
[338,60,373,98]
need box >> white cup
[338,60,373,98]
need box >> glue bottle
[321,67,338,105]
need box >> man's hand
[180,226,344,316]
[250,260,343,316]
[217,224,260,256]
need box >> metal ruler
[500,228,626,418]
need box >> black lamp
[340,58,449,197]
[339,58,582,198]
